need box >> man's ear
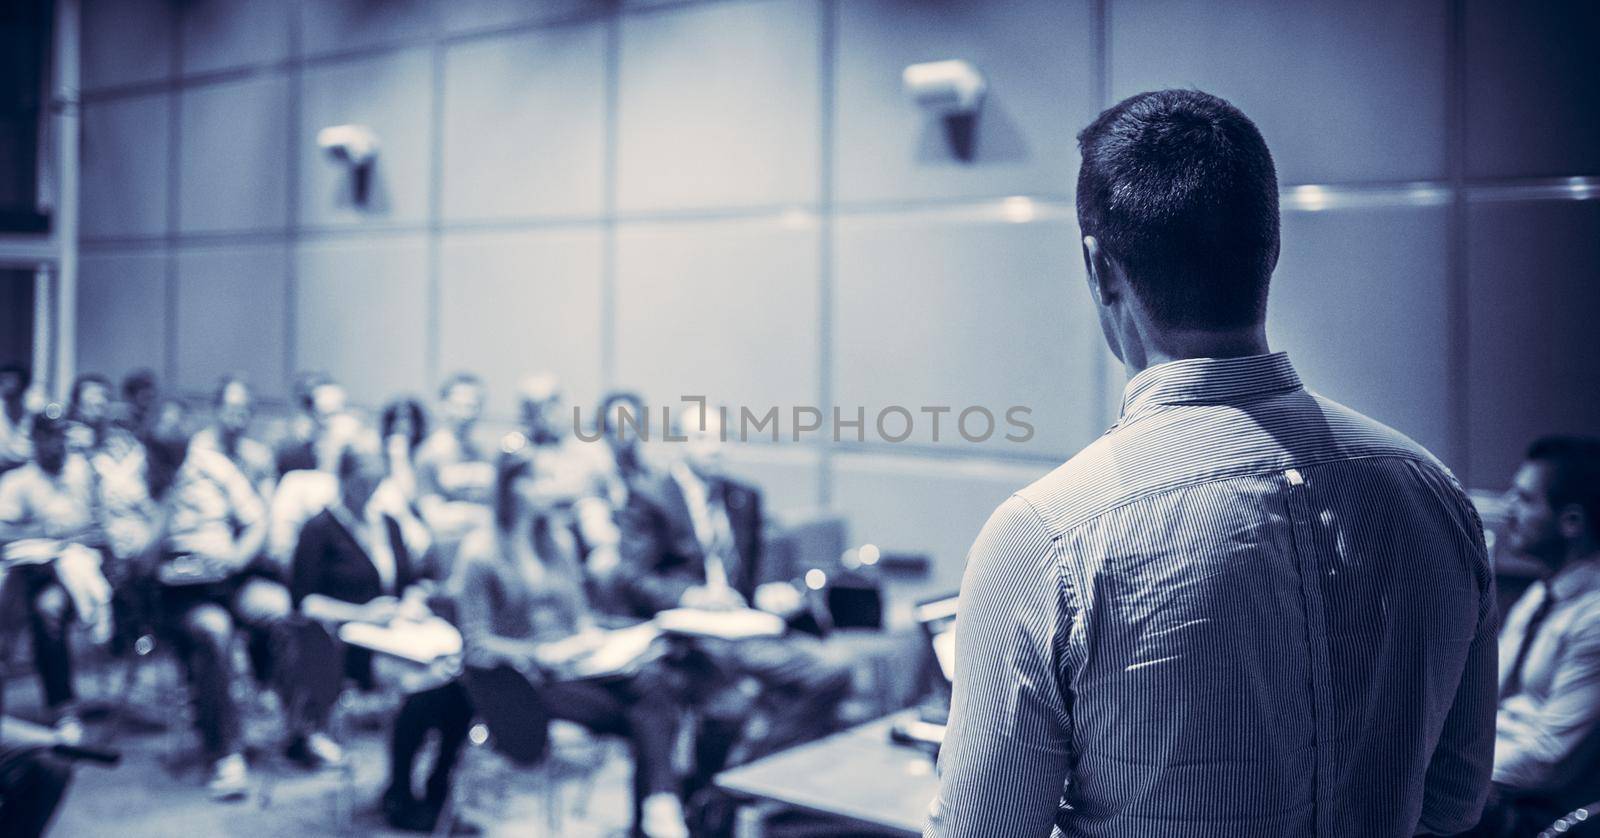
[1557,504,1588,541]
[1082,235,1118,306]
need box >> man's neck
[2,399,21,422]
[1551,541,1600,577]
[1122,324,1271,378]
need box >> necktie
[1502,588,1557,699]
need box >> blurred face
[388,410,415,444]
[151,402,186,439]
[603,399,645,456]
[522,392,565,443]
[310,384,346,430]
[0,372,23,402]
[76,382,111,425]
[1504,461,1566,561]
[682,411,725,477]
[33,428,66,473]
[341,449,387,514]
[217,382,253,435]
[129,383,157,414]
[441,383,484,430]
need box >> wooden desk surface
[715,710,938,836]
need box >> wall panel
[617,0,821,212]
[175,244,290,399]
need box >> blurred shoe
[381,789,430,832]
[641,792,689,838]
[208,753,250,801]
[53,713,85,746]
[285,732,344,768]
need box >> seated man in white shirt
[414,373,494,571]
[1470,436,1600,836]
[0,414,108,744]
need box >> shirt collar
[1547,556,1600,602]
[1120,352,1303,423]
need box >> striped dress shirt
[926,353,1497,838]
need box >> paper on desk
[340,616,463,665]
[564,623,663,679]
[655,607,786,640]
[3,538,65,564]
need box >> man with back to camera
[925,90,1496,837]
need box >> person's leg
[611,668,680,798]
[728,635,851,755]
[0,745,73,838]
[230,578,290,685]
[27,582,77,717]
[420,681,474,810]
[383,681,474,830]
[177,602,242,762]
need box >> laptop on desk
[890,593,960,750]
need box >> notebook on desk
[655,606,787,640]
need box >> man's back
[928,354,1496,837]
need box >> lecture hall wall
[75,0,1600,600]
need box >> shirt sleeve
[0,470,28,525]
[925,495,1074,838]
[1417,539,1498,833]
[1492,617,1600,793]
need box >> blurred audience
[0,364,35,476]
[274,372,350,476]
[191,376,276,502]
[282,439,434,767]
[1470,436,1600,835]
[0,414,105,743]
[113,370,159,439]
[617,406,850,807]
[143,408,265,800]
[451,440,688,838]
[379,396,428,505]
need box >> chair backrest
[460,663,550,766]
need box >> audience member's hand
[753,581,803,617]
[681,584,747,611]
[587,544,622,578]
[397,586,432,622]
[360,596,400,625]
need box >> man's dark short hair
[1076,89,1280,330]
[292,371,335,412]
[121,368,158,400]
[69,373,112,412]
[598,390,645,434]
[1527,435,1600,535]
[0,363,30,390]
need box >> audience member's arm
[219,454,268,571]
[926,496,1073,838]
[0,471,37,542]
[1491,621,1600,794]
[615,493,698,614]
[451,537,541,671]
[1416,557,1498,834]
